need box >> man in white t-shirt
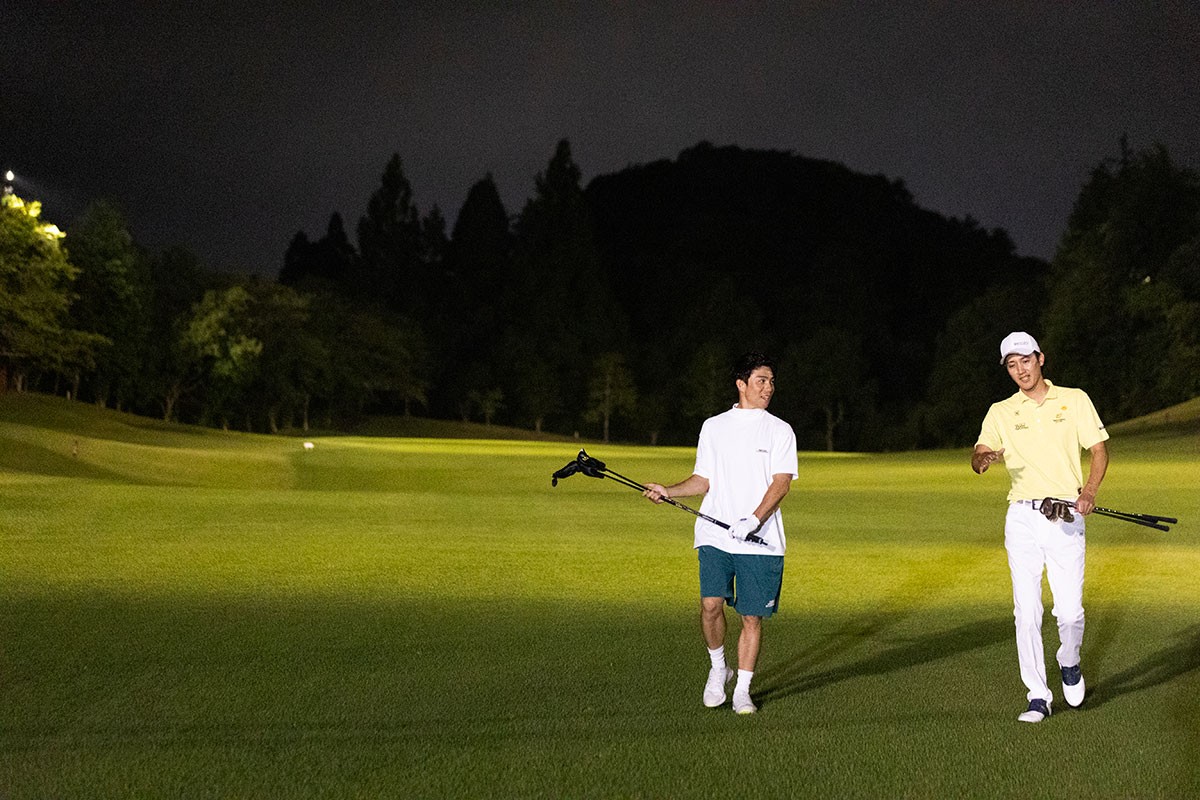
[643,353,798,714]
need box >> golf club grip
[1092,509,1170,531]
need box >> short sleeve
[976,405,1004,450]
[1075,390,1109,449]
[770,422,799,479]
[693,419,714,479]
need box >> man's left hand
[729,515,761,541]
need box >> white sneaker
[733,690,757,715]
[703,666,733,707]
[1061,665,1085,707]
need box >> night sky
[5,2,1198,275]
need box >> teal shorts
[698,545,784,618]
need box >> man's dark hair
[732,352,777,385]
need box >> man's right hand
[972,447,1005,474]
[643,483,669,504]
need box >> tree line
[2,138,1197,449]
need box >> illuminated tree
[0,193,103,392]
[179,285,263,429]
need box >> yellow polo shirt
[975,380,1109,502]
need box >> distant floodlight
[4,170,12,182]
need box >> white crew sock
[735,669,753,694]
[707,646,726,671]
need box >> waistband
[1011,498,1075,509]
[1012,497,1077,505]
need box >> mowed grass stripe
[0,480,1107,610]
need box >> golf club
[1093,506,1177,525]
[1063,500,1178,532]
[551,449,775,550]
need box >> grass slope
[1,393,1197,798]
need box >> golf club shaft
[1065,500,1178,526]
[573,450,775,550]
[1090,508,1171,531]
[1093,506,1177,524]
[598,466,731,530]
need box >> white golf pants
[1004,501,1086,703]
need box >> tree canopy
[7,139,1197,450]
[0,194,104,392]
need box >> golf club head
[577,449,607,471]
[551,460,579,487]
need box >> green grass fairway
[2,393,1198,798]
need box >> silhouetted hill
[586,143,1046,444]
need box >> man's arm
[1076,440,1109,515]
[643,473,710,504]
[750,473,792,524]
[971,444,1005,474]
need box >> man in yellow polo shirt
[972,331,1109,723]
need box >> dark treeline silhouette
[586,142,1045,449]
[3,139,1198,449]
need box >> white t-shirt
[692,405,799,555]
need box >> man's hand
[1075,487,1097,515]
[972,446,1005,474]
[643,483,669,504]
[728,515,761,541]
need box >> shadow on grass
[0,437,147,483]
[1086,623,1200,709]
[756,615,1011,705]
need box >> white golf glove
[728,514,761,542]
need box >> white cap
[999,331,1040,364]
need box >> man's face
[1005,352,1044,392]
[737,366,775,410]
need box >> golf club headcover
[577,450,607,471]
[728,515,761,541]
[578,462,605,479]
[551,461,579,486]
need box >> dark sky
[5,2,1198,274]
